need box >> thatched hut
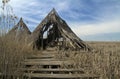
[31,8,92,51]
[8,18,31,43]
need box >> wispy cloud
[0,0,120,41]
[71,20,120,36]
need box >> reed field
[0,0,120,79]
[0,35,120,79]
[59,41,120,79]
[0,35,35,79]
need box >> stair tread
[24,58,69,61]
[30,54,55,57]
[22,68,84,72]
[23,60,73,65]
[24,73,99,78]
[22,51,99,79]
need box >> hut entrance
[37,23,62,50]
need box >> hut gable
[8,17,31,42]
[31,8,92,50]
[9,18,31,34]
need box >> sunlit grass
[58,42,120,79]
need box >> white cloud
[24,17,40,24]
[0,0,120,41]
[71,20,120,36]
[56,1,69,12]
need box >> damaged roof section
[7,9,92,51]
[8,17,31,42]
[31,8,92,51]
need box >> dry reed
[0,35,34,79]
[58,42,120,79]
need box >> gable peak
[49,8,58,16]
[19,17,25,24]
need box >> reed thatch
[8,17,31,43]
[30,8,92,51]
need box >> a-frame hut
[8,18,31,43]
[31,8,92,51]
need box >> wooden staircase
[22,50,99,79]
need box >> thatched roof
[8,17,31,42]
[9,18,31,34]
[31,8,92,50]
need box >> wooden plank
[27,56,54,59]
[30,54,55,57]
[0,72,2,75]
[24,58,68,61]
[24,73,99,78]
[27,54,55,59]
[41,51,58,54]
[23,60,73,65]
[22,68,84,72]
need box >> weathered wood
[22,68,84,72]
[27,54,55,59]
[24,73,99,79]
[24,58,68,61]
[23,60,73,66]
[22,50,99,79]
[30,54,55,57]
[30,8,92,51]
[0,72,2,75]
[27,56,53,59]
[7,18,31,44]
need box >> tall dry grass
[59,42,120,79]
[0,35,34,79]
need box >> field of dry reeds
[0,34,120,79]
[0,35,35,79]
[59,42,120,79]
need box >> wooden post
[41,31,44,50]
[46,29,49,48]
[62,38,65,49]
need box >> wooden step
[24,58,68,61]
[31,54,55,57]
[27,54,55,59]
[0,72,2,76]
[27,56,53,59]
[22,68,84,73]
[23,60,73,66]
[41,51,58,54]
[24,73,99,79]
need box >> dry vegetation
[0,1,119,79]
[0,34,120,79]
[59,42,120,79]
[0,35,36,79]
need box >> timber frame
[31,8,92,51]
[8,8,92,51]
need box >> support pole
[41,31,43,50]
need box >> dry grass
[0,35,36,79]
[59,42,120,79]
[0,33,120,79]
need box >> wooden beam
[24,73,99,79]
[23,60,73,66]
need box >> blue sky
[0,0,120,41]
